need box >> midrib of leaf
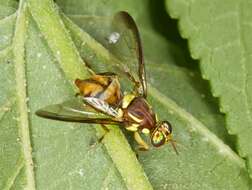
[27,0,89,82]
[13,1,35,189]
[27,1,153,190]
[62,11,247,168]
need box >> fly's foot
[75,92,81,97]
[98,134,106,143]
[89,138,98,148]
[137,146,149,151]
[89,125,110,148]
[101,124,110,133]
[89,133,108,148]
[134,132,149,151]
[135,152,139,160]
[98,125,110,143]
[135,146,149,160]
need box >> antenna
[170,140,179,155]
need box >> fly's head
[151,121,178,154]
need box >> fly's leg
[90,125,110,148]
[98,124,110,143]
[134,132,149,151]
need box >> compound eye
[151,130,165,147]
[163,121,172,134]
[168,124,172,134]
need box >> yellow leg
[134,132,149,151]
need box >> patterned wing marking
[83,97,119,117]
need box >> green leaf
[1,0,251,190]
[166,0,252,178]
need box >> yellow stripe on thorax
[128,113,143,123]
[122,94,135,109]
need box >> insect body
[36,11,177,153]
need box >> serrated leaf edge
[165,0,252,178]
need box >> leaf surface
[0,0,251,189]
[166,0,252,178]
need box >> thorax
[122,95,156,133]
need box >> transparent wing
[36,98,123,125]
[108,11,146,97]
[77,11,147,97]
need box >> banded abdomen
[75,73,122,106]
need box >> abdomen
[75,74,122,106]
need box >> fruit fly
[36,11,178,153]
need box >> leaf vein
[0,11,16,24]
[238,2,252,130]
[3,159,24,190]
[0,45,13,60]
[13,1,35,189]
